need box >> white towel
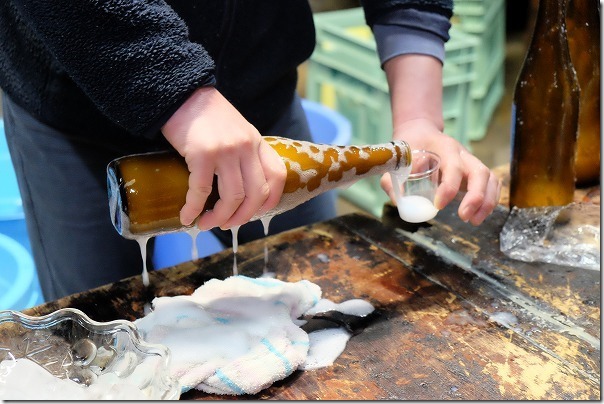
[134,276,321,395]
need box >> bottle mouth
[390,140,412,171]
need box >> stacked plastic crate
[306,7,479,216]
[452,0,506,141]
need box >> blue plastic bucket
[301,99,351,145]
[153,231,225,269]
[0,119,45,310]
[152,99,352,268]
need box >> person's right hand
[161,87,287,231]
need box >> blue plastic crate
[453,0,506,140]
[307,8,479,215]
[310,8,478,147]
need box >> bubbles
[70,339,97,367]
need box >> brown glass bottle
[509,0,580,208]
[107,136,411,239]
[566,0,601,187]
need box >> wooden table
[23,189,600,400]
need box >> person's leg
[2,96,156,301]
[211,94,338,247]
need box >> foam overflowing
[134,276,374,395]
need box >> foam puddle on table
[133,275,375,395]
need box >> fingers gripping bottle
[107,137,411,239]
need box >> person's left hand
[380,118,502,226]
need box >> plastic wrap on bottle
[500,203,600,270]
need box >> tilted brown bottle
[509,0,580,208]
[107,136,411,239]
[566,0,601,187]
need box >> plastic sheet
[500,203,600,270]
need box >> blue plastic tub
[0,119,45,310]
[152,99,352,268]
[152,230,225,269]
[301,98,351,145]
[0,227,40,310]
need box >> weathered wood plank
[378,202,600,380]
[23,208,600,400]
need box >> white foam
[0,358,150,400]
[300,328,351,370]
[305,298,374,317]
[133,276,374,394]
[389,163,438,223]
[396,195,439,223]
[489,311,519,327]
[135,236,151,286]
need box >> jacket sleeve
[12,0,216,137]
[360,0,453,65]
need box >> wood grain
[24,199,600,400]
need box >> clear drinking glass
[396,150,440,223]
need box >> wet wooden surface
[24,198,600,400]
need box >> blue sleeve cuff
[373,24,446,66]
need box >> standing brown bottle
[566,0,601,187]
[509,0,580,208]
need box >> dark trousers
[2,94,336,301]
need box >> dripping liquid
[186,226,201,260]
[260,216,275,278]
[135,236,151,287]
[231,225,241,276]
[135,235,154,315]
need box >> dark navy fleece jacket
[0,0,452,140]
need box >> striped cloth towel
[134,275,321,395]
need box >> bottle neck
[532,0,568,39]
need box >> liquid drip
[231,225,240,276]
[390,166,412,204]
[260,216,274,277]
[136,236,151,287]
[186,226,201,260]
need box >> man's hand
[382,54,501,225]
[381,118,501,225]
[162,87,286,230]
